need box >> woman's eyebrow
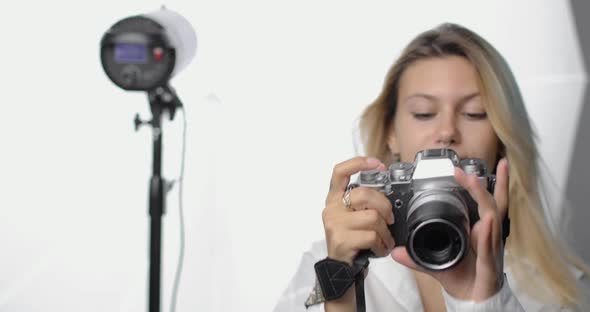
[403,92,480,104]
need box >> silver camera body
[354,148,507,271]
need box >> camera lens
[411,221,463,266]
[406,194,468,271]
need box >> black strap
[314,252,370,310]
[354,273,366,312]
[352,250,371,312]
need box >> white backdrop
[0,1,585,311]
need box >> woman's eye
[463,112,488,120]
[412,113,435,120]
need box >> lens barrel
[406,197,468,270]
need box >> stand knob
[134,113,152,131]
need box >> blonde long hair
[359,23,585,306]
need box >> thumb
[391,246,420,271]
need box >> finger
[454,167,497,216]
[344,209,395,251]
[456,167,502,253]
[390,246,422,272]
[475,215,493,261]
[493,158,509,220]
[348,187,394,224]
[326,157,386,204]
[474,215,500,291]
[470,219,481,252]
[349,230,389,258]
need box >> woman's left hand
[391,157,510,301]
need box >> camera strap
[314,252,371,312]
[353,254,370,312]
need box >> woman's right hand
[322,157,396,265]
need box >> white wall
[0,1,585,311]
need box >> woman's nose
[436,114,459,146]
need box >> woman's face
[388,56,499,170]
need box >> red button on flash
[153,47,164,61]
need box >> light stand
[134,85,182,312]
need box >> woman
[275,23,588,311]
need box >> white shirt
[274,240,588,312]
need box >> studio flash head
[100,7,197,91]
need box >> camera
[354,148,509,271]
